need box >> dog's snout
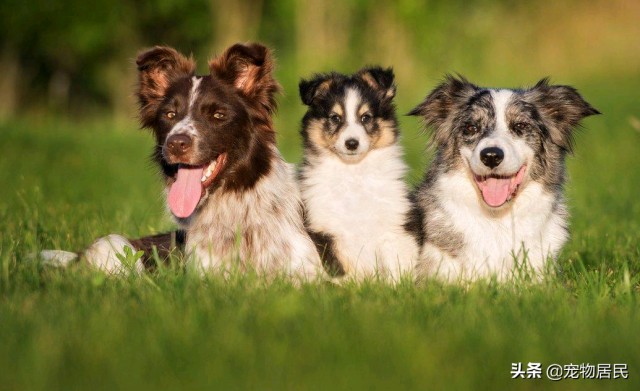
[166,134,193,156]
[345,138,359,151]
[480,147,504,169]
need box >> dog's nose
[345,138,359,151]
[480,147,504,168]
[166,134,193,156]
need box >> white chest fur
[421,171,568,281]
[301,145,419,280]
[185,154,322,279]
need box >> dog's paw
[38,250,79,267]
[83,234,144,274]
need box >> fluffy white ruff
[83,234,145,274]
[302,144,419,281]
[420,170,567,282]
[186,149,323,280]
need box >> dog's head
[299,67,398,163]
[410,75,599,209]
[136,43,280,220]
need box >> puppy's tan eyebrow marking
[331,103,343,116]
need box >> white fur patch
[302,144,419,281]
[189,76,201,109]
[167,76,202,138]
[83,234,145,274]
[420,170,567,282]
[39,250,78,267]
[334,88,371,157]
[185,148,324,280]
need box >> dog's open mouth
[473,165,526,207]
[167,153,227,218]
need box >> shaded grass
[1,265,639,390]
[1,76,639,390]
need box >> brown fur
[358,69,396,100]
[136,47,196,128]
[209,43,281,123]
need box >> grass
[1,75,639,390]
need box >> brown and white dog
[46,43,324,279]
[410,76,599,282]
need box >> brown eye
[166,111,176,120]
[463,124,479,136]
[361,113,372,124]
[513,122,530,133]
[329,114,342,125]
[213,112,225,120]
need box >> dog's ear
[527,78,600,153]
[357,67,396,100]
[299,74,334,106]
[209,43,281,114]
[136,46,196,125]
[409,74,478,144]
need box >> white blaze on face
[462,89,535,208]
[165,76,206,219]
[334,88,371,159]
[468,89,528,176]
[168,76,202,138]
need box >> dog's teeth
[200,160,219,183]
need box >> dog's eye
[329,114,342,125]
[463,124,479,136]
[513,122,530,133]
[213,112,225,120]
[166,111,176,120]
[361,113,372,124]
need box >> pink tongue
[168,166,204,218]
[480,177,511,207]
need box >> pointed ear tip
[135,46,190,70]
[135,47,160,66]
[407,108,422,116]
[223,42,269,63]
[246,42,268,51]
[298,80,312,94]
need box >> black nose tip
[345,138,359,151]
[166,134,193,156]
[480,147,504,168]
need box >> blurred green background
[2,0,639,240]
[1,0,638,241]
[2,0,638,147]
